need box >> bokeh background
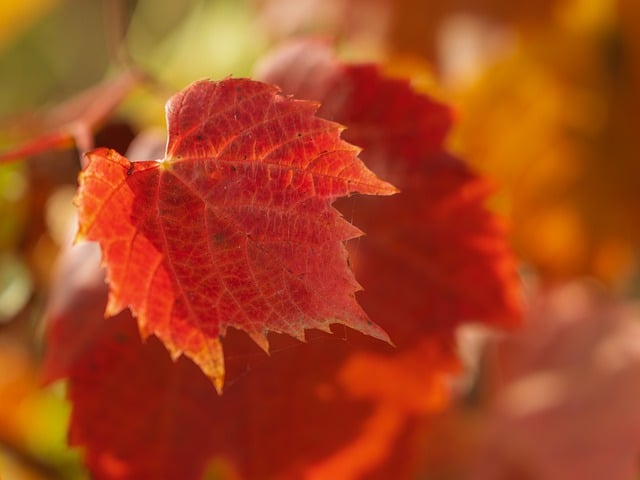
[0,0,639,478]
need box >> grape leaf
[42,244,222,480]
[43,242,459,480]
[75,78,397,392]
[257,40,522,336]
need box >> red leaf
[75,78,397,392]
[257,40,522,337]
[42,245,221,479]
[43,244,459,479]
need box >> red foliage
[43,243,459,479]
[257,40,522,335]
[74,78,396,392]
[43,42,521,479]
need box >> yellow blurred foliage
[454,0,640,283]
[389,0,562,64]
[255,0,640,283]
[0,0,60,52]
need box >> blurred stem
[103,0,137,69]
[0,68,147,167]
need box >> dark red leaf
[43,243,457,479]
[257,40,522,337]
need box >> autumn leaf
[43,241,459,480]
[257,40,522,337]
[75,77,397,392]
[42,242,225,480]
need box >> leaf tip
[104,293,127,319]
[366,320,394,346]
[377,180,400,196]
[72,230,87,245]
[188,337,226,395]
[343,312,394,347]
[248,330,271,354]
[213,375,224,396]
